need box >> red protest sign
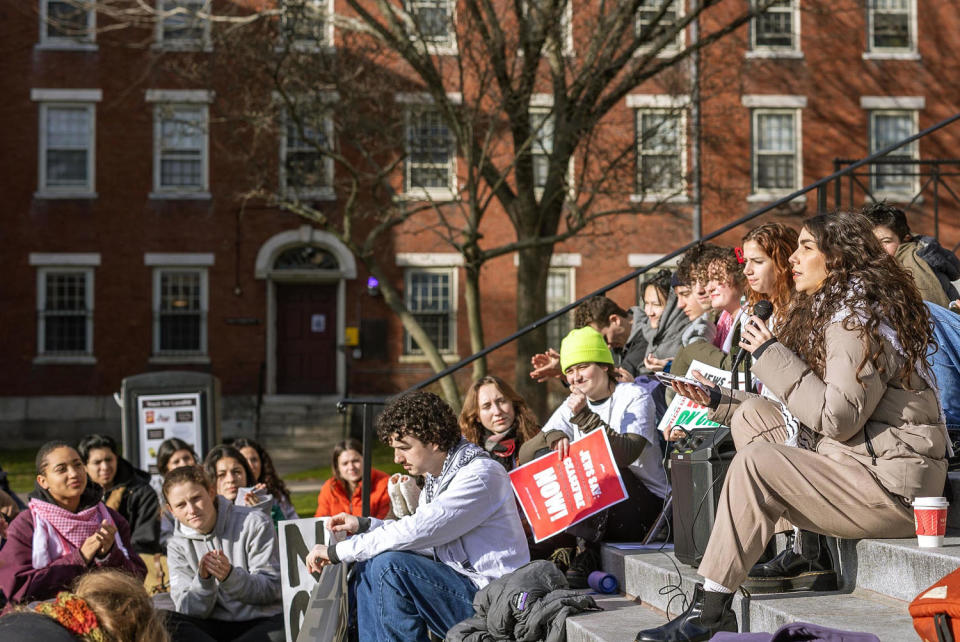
[509,429,627,542]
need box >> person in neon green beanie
[533,326,668,588]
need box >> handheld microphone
[730,300,774,382]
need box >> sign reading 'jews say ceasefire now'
[509,429,627,543]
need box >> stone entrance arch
[255,226,357,396]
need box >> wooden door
[276,283,338,394]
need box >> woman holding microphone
[636,211,949,642]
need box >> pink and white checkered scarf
[28,498,127,568]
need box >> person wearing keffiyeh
[0,441,145,605]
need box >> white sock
[703,578,733,594]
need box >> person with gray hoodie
[162,465,283,642]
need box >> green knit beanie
[560,326,614,372]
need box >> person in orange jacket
[314,440,390,519]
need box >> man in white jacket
[306,391,529,641]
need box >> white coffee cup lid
[913,496,949,508]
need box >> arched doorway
[255,227,357,396]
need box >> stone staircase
[563,474,960,641]
[249,396,347,464]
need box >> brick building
[2,1,959,443]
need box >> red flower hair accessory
[34,592,107,642]
[734,246,745,264]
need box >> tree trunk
[373,268,463,410]
[463,262,487,381]
[514,243,553,421]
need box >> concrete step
[850,537,960,602]
[600,545,919,640]
[565,595,666,642]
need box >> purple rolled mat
[587,570,619,594]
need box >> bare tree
[60,0,781,412]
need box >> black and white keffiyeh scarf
[422,438,490,504]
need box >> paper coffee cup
[913,496,949,547]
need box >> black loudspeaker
[670,427,735,567]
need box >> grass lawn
[287,441,404,517]
[4,448,39,495]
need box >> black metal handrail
[339,109,960,515]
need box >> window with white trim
[38,103,96,194]
[406,0,454,48]
[39,0,95,46]
[405,106,455,196]
[546,268,574,349]
[751,109,801,193]
[636,0,682,53]
[281,0,332,48]
[154,268,207,355]
[281,109,334,199]
[404,268,456,355]
[157,0,210,48]
[867,0,915,53]
[751,0,799,52]
[636,109,684,194]
[153,104,208,193]
[869,110,918,194]
[37,268,94,356]
[530,107,554,190]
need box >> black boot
[634,583,737,642]
[565,539,601,589]
[743,530,837,594]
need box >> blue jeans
[354,551,478,640]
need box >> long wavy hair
[776,211,934,387]
[742,222,799,314]
[459,376,541,445]
[232,438,292,504]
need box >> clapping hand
[200,550,232,581]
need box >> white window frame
[279,0,335,51]
[633,107,687,200]
[401,266,458,359]
[147,90,213,199]
[37,0,97,50]
[864,0,918,59]
[405,0,457,54]
[748,0,802,58]
[529,105,554,193]
[868,108,920,199]
[155,0,212,51]
[150,265,210,362]
[279,108,336,201]
[31,252,100,364]
[546,266,576,350]
[520,0,574,57]
[398,94,459,201]
[743,95,805,201]
[636,0,684,56]
[32,89,102,199]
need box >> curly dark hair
[742,222,799,315]
[860,201,911,241]
[675,243,718,287]
[459,376,541,446]
[573,296,629,330]
[376,391,461,452]
[777,211,934,387]
[232,438,292,504]
[693,245,746,289]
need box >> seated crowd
[0,204,956,642]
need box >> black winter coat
[104,458,161,555]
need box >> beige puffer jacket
[710,320,948,502]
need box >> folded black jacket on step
[445,560,599,642]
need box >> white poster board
[137,392,202,493]
[278,517,330,642]
[656,360,733,434]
